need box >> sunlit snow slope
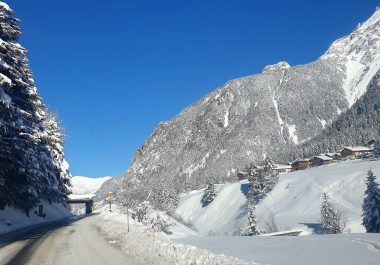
[71,176,111,195]
[176,159,380,235]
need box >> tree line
[0,3,70,214]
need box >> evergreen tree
[247,201,260,235]
[320,192,342,234]
[362,170,380,232]
[246,159,279,203]
[247,163,261,202]
[202,180,217,206]
[0,2,70,212]
[261,157,279,195]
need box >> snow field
[176,159,380,235]
[177,233,380,265]
[97,205,259,265]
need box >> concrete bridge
[67,194,95,214]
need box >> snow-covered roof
[312,155,333,161]
[342,146,372,152]
[274,164,292,169]
[291,158,310,164]
[325,152,341,157]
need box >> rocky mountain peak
[262,61,290,74]
[321,8,380,107]
[322,8,380,61]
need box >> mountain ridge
[120,8,380,211]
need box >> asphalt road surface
[0,214,138,265]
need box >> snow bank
[70,176,111,195]
[176,159,380,235]
[0,201,71,235]
[96,205,259,265]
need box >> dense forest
[0,3,70,213]
[281,71,380,162]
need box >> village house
[310,155,335,167]
[273,164,292,173]
[340,146,373,159]
[291,159,310,171]
[325,152,342,161]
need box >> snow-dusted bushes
[149,213,173,234]
[232,221,244,236]
[169,213,198,231]
[97,213,259,265]
[263,213,279,233]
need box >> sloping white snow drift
[70,176,111,195]
[176,159,380,235]
[0,202,71,235]
[171,159,380,265]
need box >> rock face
[121,9,380,209]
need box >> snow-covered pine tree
[261,157,279,196]
[0,2,70,212]
[40,113,71,202]
[362,170,380,233]
[247,163,261,201]
[246,159,279,202]
[202,180,217,206]
[247,201,260,235]
[320,192,342,234]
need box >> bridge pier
[85,201,93,214]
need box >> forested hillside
[0,2,71,213]
[284,71,380,161]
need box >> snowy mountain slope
[95,176,123,201]
[176,159,380,235]
[121,8,380,210]
[70,176,111,195]
[286,70,380,160]
[321,8,380,107]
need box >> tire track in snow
[348,238,380,252]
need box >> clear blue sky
[6,0,379,177]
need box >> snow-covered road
[0,215,138,265]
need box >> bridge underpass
[66,194,95,214]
